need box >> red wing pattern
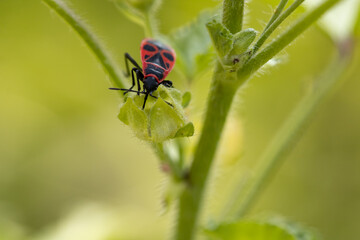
[140,38,176,82]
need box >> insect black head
[143,76,159,93]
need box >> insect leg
[109,88,148,95]
[160,80,173,88]
[125,53,142,76]
[135,69,144,94]
[142,93,149,109]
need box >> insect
[110,38,176,109]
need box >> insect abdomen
[143,63,167,83]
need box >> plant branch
[144,12,156,37]
[263,0,289,32]
[239,0,342,82]
[174,0,343,238]
[153,143,183,181]
[235,39,356,218]
[222,0,245,34]
[174,64,239,240]
[253,0,304,54]
[43,0,126,89]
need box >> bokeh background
[0,0,359,239]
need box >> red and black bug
[110,38,176,109]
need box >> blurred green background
[0,0,359,239]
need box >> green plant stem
[222,0,245,34]
[263,0,289,32]
[235,40,355,217]
[174,64,239,240]
[253,0,305,54]
[240,0,342,81]
[43,0,126,89]
[144,12,155,37]
[153,143,183,181]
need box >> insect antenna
[109,88,143,94]
[109,88,173,108]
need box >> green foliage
[168,11,214,80]
[206,20,234,60]
[206,19,257,70]
[175,122,194,138]
[181,91,191,108]
[118,86,193,142]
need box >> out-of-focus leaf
[265,217,319,240]
[168,10,215,80]
[205,219,319,240]
[181,91,191,108]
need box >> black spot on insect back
[163,52,174,62]
[143,44,156,52]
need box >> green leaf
[206,19,233,59]
[181,91,192,108]
[175,122,194,138]
[159,86,183,111]
[225,28,257,67]
[231,28,257,55]
[118,97,149,140]
[206,19,257,68]
[118,86,193,142]
[205,220,319,240]
[169,10,215,80]
[149,99,185,142]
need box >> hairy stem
[153,143,183,181]
[144,12,156,37]
[174,2,246,238]
[253,0,305,54]
[263,0,289,32]
[222,0,245,34]
[174,0,342,238]
[43,0,126,89]
[174,64,239,240]
[236,39,355,217]
[239,0,342,81]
